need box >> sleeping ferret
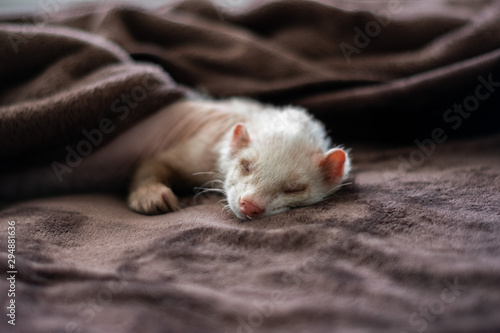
[127,97,351,219]
[1,98,351,220]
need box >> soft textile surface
[1,1,499,332]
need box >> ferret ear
[318,148,348,185]
[230,123,250,153]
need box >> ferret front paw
[128,183,179,215]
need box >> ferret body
[1,98,351,219]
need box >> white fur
[215,98,351,219]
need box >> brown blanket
[1,1,500,332]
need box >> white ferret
[1,98,351,220]
[127,97,351,219]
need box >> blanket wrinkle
[0,24,189,162]
[1,1,500,333]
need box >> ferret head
[222,120,350,220]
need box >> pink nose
[239,198,265,218]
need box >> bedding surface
[0,1,499,332]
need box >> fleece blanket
[0,0,499,332]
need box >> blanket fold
[2,0,500,146]
[0,23,189,162]
[0,1,499,333]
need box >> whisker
[200,179,224,189]
[193,187,226,194]
[328,181,352,194]
[193,187,227,204]
[192,171,218,176]
[193,192,204,204]
[217,198,228,205]
[221,204,233,216]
